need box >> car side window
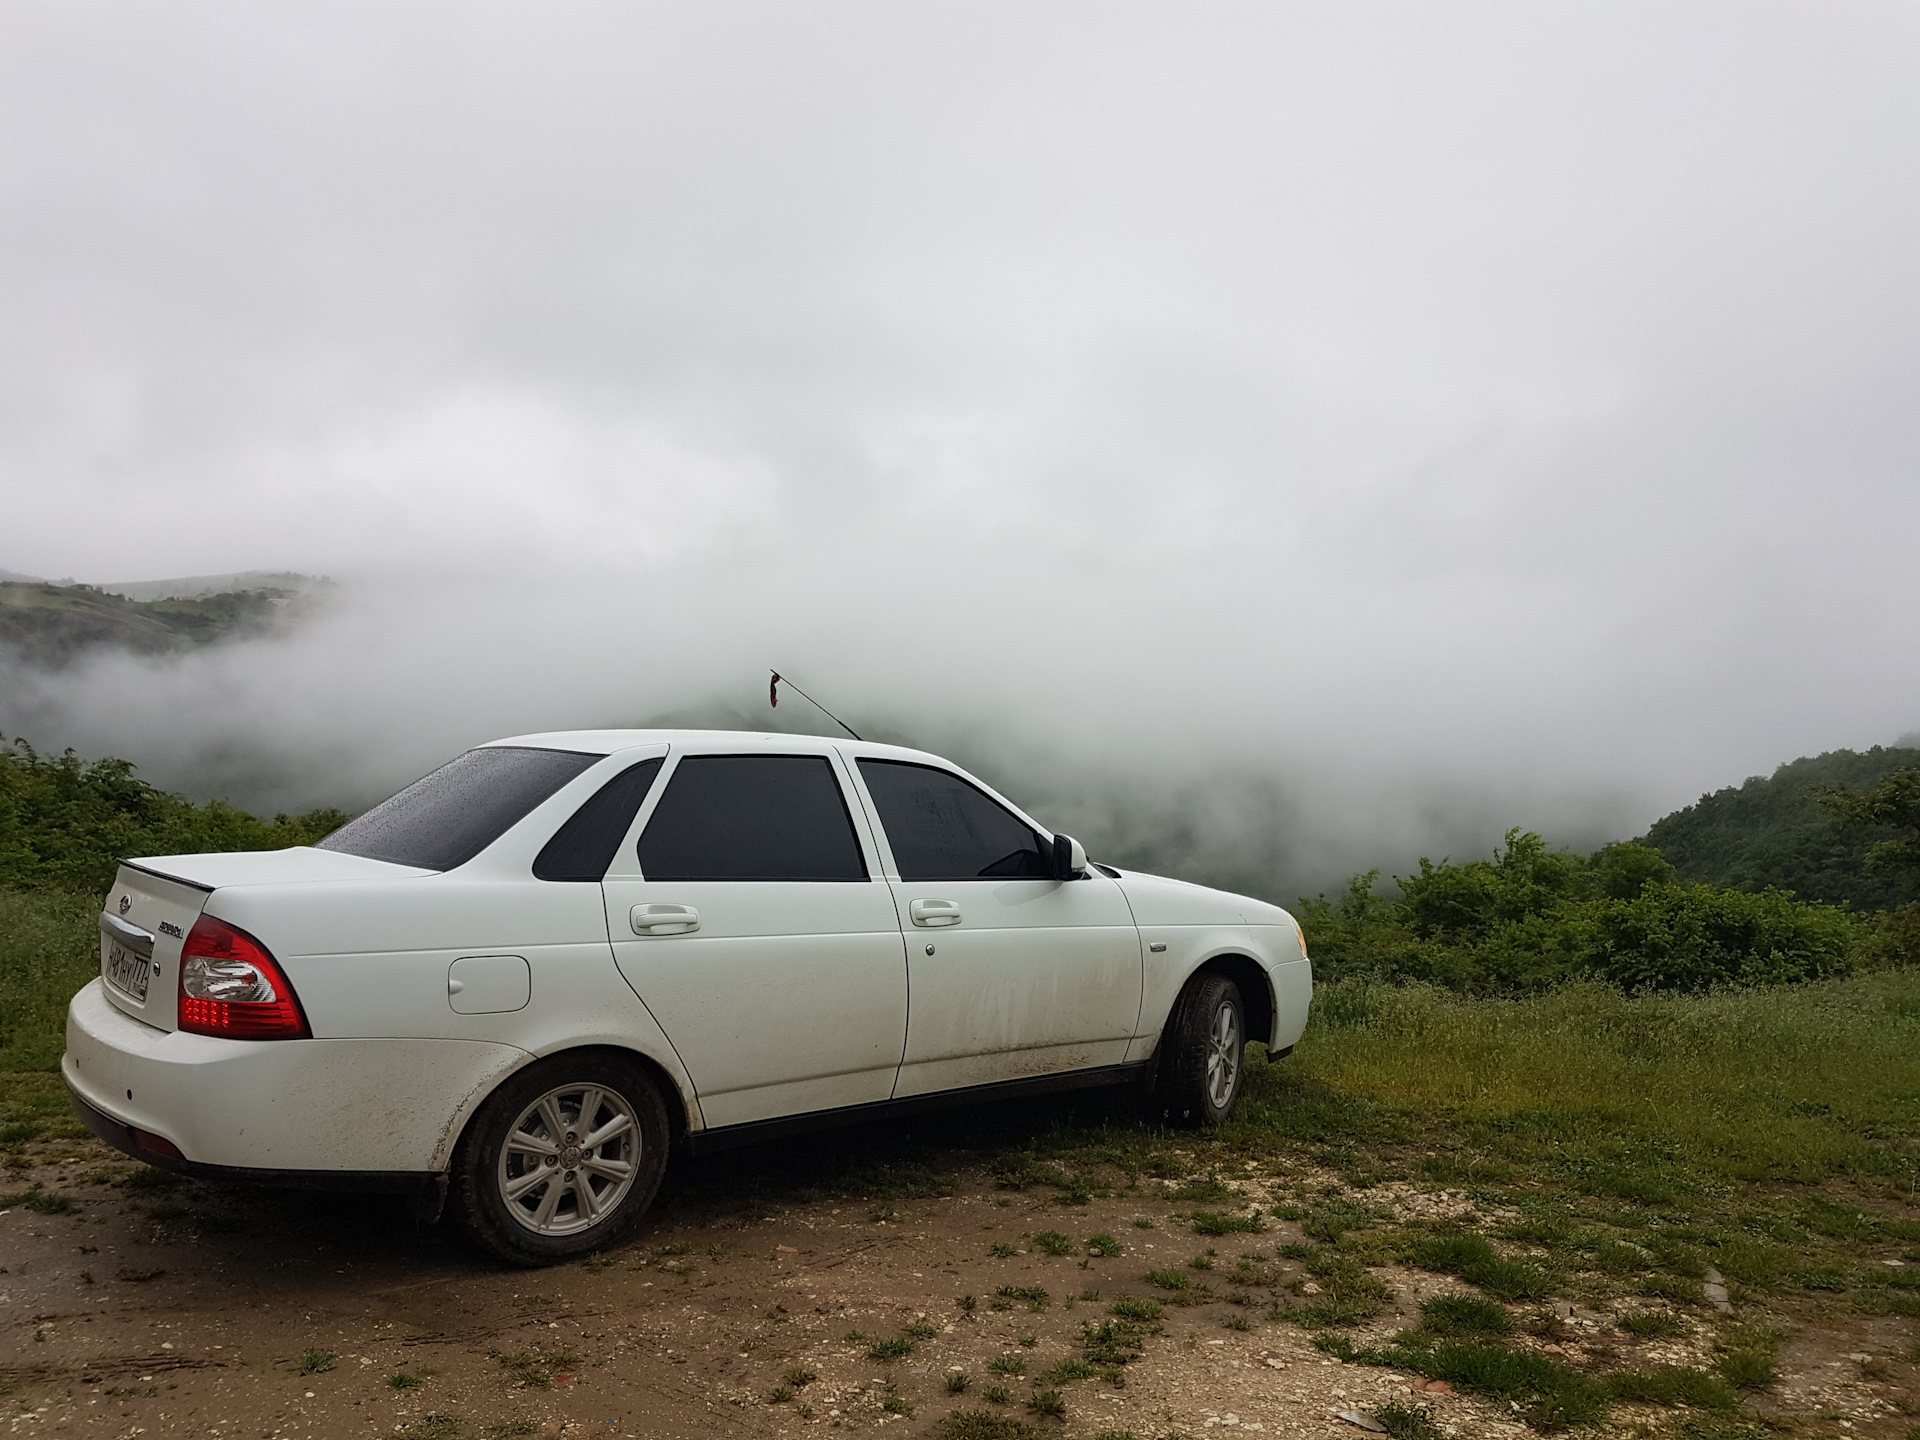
[638,755,867,882]
[857,759,1050,881]
[533,757,663,882]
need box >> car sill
[684,1058,1158,1156]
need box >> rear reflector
[130,1128,183,1160]
[177,915,311,1040]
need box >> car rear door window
[319,746,601,871]
[857,759,1050,881]
[534,757,663,881]
[638,755,867,882]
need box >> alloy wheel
[496,1083,641,1236]
[1205,1000,1241,1110]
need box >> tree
[1816,768,1920,879]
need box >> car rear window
[320,746,601,871]
[638,755,866,881]
[857,759,1050,880]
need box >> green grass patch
[1603,1366,1738,1410]
[1418,1294,1511,1335]
[1403,1233,1553,1300]
[1319,1334,1608,1430]
[1617,1311,1687,1339]
[0,889,102,1071]
[936,1412,1043,1440]
[1273,1251,1393,1328]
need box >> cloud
[2,2,1918,897]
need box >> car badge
[119,895,131,915]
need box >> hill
[1641,744,1920,911]
[0,577,319,668]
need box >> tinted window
[320,746,601,871]
[858,759,1049,881]
[638,755,866,882]
[533,757,663,882]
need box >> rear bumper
[64,978,531,1174]
[67,1082,438,1196]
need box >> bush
[1582,882,1859,992]
[0,736,347,894]
[1298,827,1878,997]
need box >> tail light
[177,915,311,1040]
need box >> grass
[0,889,99,1071]
[1403,1233,1553,1301]
[1417,1294,1511,1335]
[1618,1311,1687,1339]
[1319,1334,1610,1430]
[937,1413,1042,1440]
[1603,1366,1738,1410]
[1290,975,1920,1187]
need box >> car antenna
[769,670,864,742]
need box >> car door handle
[909,898,962,928]
[631,904,700,936]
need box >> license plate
[105,941,151,1003]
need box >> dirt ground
[3,1120,1915,1440]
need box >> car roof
[482,728,955,769]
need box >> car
[65,729,1312,1264]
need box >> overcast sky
[3,2,1917,894]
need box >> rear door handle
[909,898,962,927]
[630,904,700,936]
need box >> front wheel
[452,1052,669,1266]
[1154,974,1246,1126]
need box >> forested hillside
[1642,745,1920,911]
[0,579,307,668]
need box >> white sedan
[65,730,1312,1265]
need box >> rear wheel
[453,1052,669,1266]
[1154,973,1246,1126]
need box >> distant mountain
[0,575,327,669]
[1642,744,1920,911]
[93,570,326,603]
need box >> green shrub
[1582,882,1859,992]
[0,737,347,895]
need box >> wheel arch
[1163,952,1274,1052]
[443,1042,695,1172]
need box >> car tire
[452,1051,670,1267]
[1154,973,1247,1127]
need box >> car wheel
[1155,973,1246,1126]
[452,1051,669,1266]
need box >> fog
[3,3,1919,900]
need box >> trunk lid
[97,849,430,1031]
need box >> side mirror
[1050,833,1088,880]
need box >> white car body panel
[884,875,1142,1095]
[65,980,528,1172]
[65,728,1314,1184]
